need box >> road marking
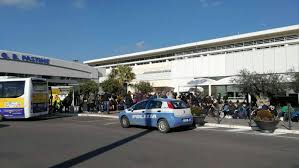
[195,126,299,139]
[226,128,252,132]
[104,118,118,121]
[234,130,299,140]
[103,122,119,125]
[194,126,218,130]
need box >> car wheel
[120,116,130,128]
[157,119,170,133]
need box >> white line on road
[226,128,252,132]
[234,130,299,140]
[195,126,299,140]
[103,122,119,125]
[194,126,218,130]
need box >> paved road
[1,116,299,168]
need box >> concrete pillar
[248,94,251,104]
[225,85,228,95]
[72,87,75,106]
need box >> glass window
[0,83,3,97]
[0,81,25,98]
[256,40,264,44]
[147,101,162,109]
[286,35,299,40]
[32,80,47,92]
[171,100,188,109]
[133,101,148,110]
[235,43,243,47]
[274,37,285,42]
[244,41,253,46]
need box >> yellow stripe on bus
[0,98,24,108]
[32,93,48,103]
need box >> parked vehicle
[0,77,48,120]
[119,98,193,133]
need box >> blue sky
[0,0,298,62]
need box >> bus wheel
[0,115,3,121]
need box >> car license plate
[182,118,190,122]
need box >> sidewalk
[205,116,299,134]
[75,112,299,135]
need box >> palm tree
[109,65,136,85]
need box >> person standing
[103,92,110,114]
[53,95,61,113]
[124,91,133,109]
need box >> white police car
[118,98,193,133]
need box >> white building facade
[85,25,299,97]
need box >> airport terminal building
[85,25,299,97]
[0,50,104,85]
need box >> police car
[118,98,193,133]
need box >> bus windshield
[0,81,25,98]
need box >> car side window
[133,101,148,110]
[147,101,162,109]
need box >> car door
[127,100,148,126]
[145,100,162,127]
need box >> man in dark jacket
[103,92,110,114]
[124,91,133,109]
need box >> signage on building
[0,52,50,65]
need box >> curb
[77,113,299,135]
[56,113,79,116]
[78,113,118,119]
[205,123,299,135]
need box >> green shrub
[254,109,275,121]
[191,106,204,116]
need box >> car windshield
[171,100,188,109]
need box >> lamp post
[68,83,79,113]
[123,80,128,94]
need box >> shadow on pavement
[28,114,73,121]
[129,125,194,133]
[0,123,9,128]
[171,125,196,133]
[49,129,153,168]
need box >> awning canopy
[213,76,234,85]
[174,86,204,92]
[187,78,216,86]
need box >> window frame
[147,100,163,109]
[132,100,148,110]
[0,81,25,98]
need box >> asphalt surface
[1,115,299,168]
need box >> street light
[123,82,128,94]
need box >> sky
[0,0,298,62]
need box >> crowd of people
[51,90,298,121]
